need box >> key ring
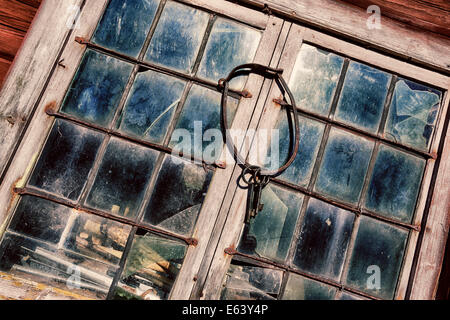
[219,63,300,179]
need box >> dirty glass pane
[238,184,304,262]
[86,138,159,218]
[28,120,103,201]
[169,85,238,161]
[282,273,337,300]
[289,44,344,116]
[345,216,408,299]
[1,197,132,300]
[142,155,213,236]
[336,291,365,300]
[118,70,186,144]
[145,1,209,73]
[113,232,187,300]
[61,50,133,127]
[92,0,160,58]
[293,198,354,281]
[335,62,391,132]
[221,261,283,300]
[197,18,261,90]
[384,79,442,151]
[363,145,425,223]
[314,128,374,204]
[268,113,325,187]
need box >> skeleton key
[245,181,256,224]
[251,181,264,219]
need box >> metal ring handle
[219,63,300,177]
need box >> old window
[0,0,448,301]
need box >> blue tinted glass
[28,120,103,200]
[364,145,425,223]
[335,62,391,132]
[289,44,344,116]
[293,198,354,281]
[145,1,209,73]
[345,216,408,299]
[269,114,325,187]
[238,184,304,262]
[385,79,442,151]
[143,155,213,236]
[92,0,160,57]
[61,50,133,127]
[86,138,159,218]
[119,70,186,144]
[315,128,374,204]
[169,85,238,161]
[282,273,337,300]
[197,18,261,90]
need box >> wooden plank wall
[0,0,42,86]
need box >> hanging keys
[242,166,270,224]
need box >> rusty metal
[74,37,252,99]
[45,108,223,170]
[273,98,437,160]
[224,246,382,300]
[14,186,198,247]
[271,177,420,231]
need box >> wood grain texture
[339,0,450,37]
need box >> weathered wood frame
[0,0,448,300]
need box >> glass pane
[314,128,374,204]
[238,184,304,262]
[293,198,354,281]
[113,232,187,300]
[289,44,344,116]
[118,70,186,144]
[60,50,133,127]
[197,18,261,90]
[345,216,408,299]
[86,138,159,218]
[336,292,366,300]
[221,261,283,300]
[169,85,238,162]
[363,145,425,223]
[28,120,103,201]
[335,62,391,132]
[384,79,442,151]
[92,0,160,57]
[282,273,337,300]
[145,1,209,73]
[1,197,132,300]
[142,155,213,236]
[269,114,325,187]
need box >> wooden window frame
[0,0,448,300]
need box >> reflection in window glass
[169,85,238,161]
[143,155,213,236]
[293,198,354,281]
[335,62,391,132]
[345,216,408,299]
[282,273,337,300]
[60,50,133,127]
[28,120,103,201]
[385,79,442,151]
[221,262,283,300]
[145,1,209,73]
[314,128,374,204]
[0,196,132,300]
[364,145,425,223]
[289,44,344,116]
[197,18,261,90]
[269,114,325,187]
[113,232,186,300]
[238,184,303,262]
[119,70,186,144]
[92,0,160,58]
[86,138,159,218]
